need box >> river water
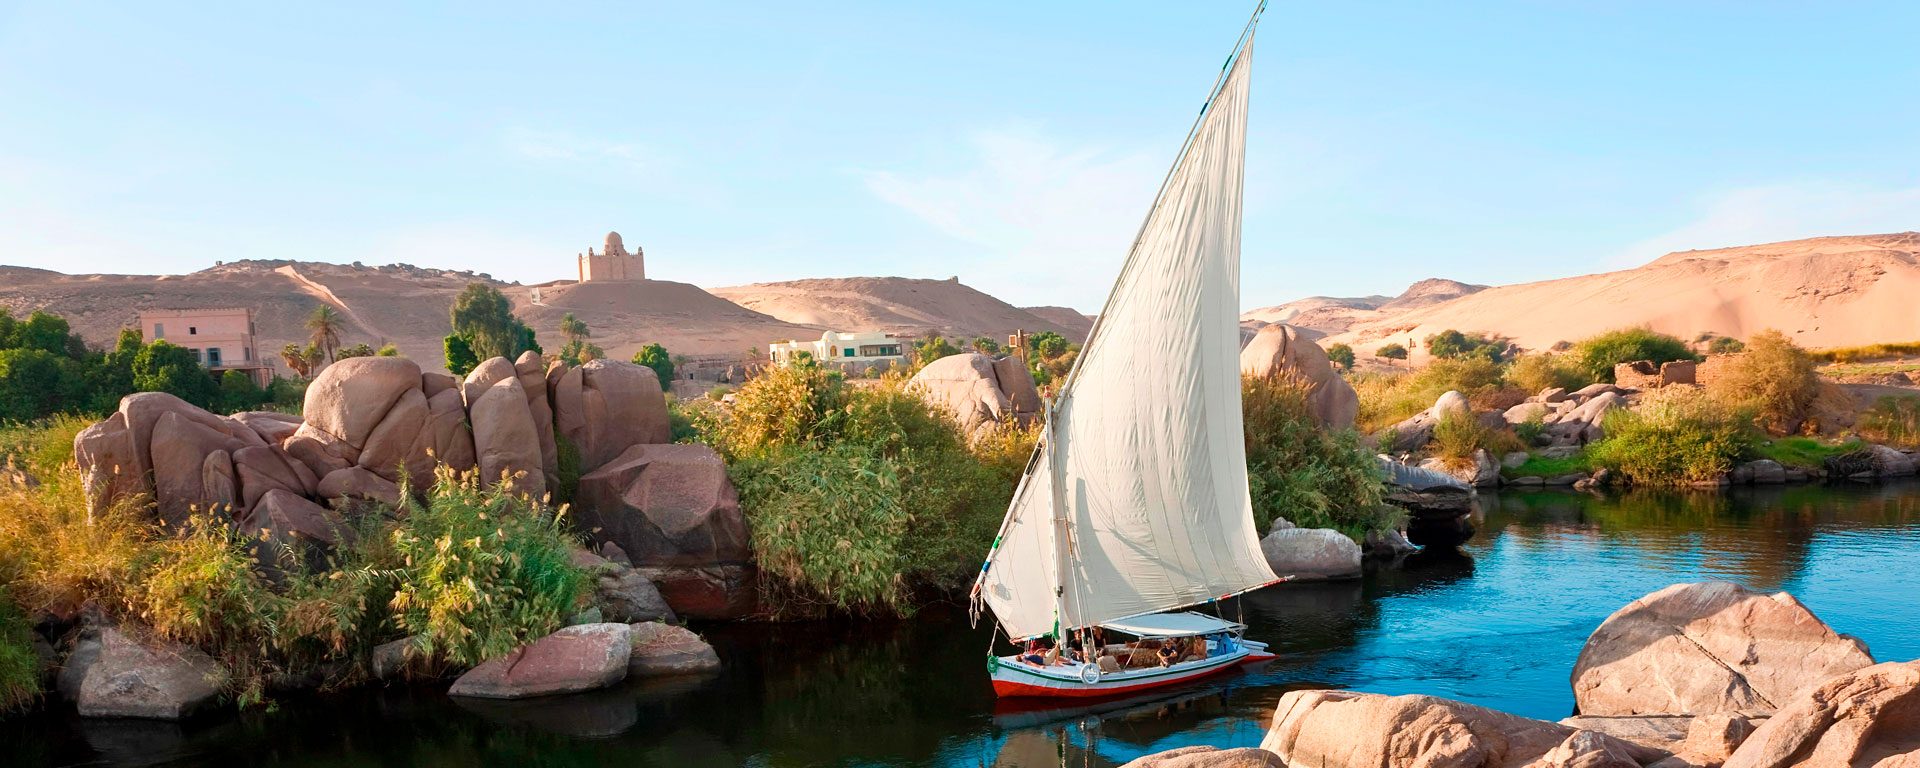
[13,480,1920,767]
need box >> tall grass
[1350,357,1505,432]
[1243,374,1393,538]
[1430,410,1523,469]
[1589,389,1756,485]
[0,599,38,714]
[1860,396,1920,448]
[1812,340,1920,363]
[698,362,1029,618]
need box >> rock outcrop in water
[1131,581,1916,768]
[1570,582,1875,717]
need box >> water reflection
[13,480,1920,768]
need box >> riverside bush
[1351,357,1504,432]
[1705,329,1819,434]
[1589,389,1756,485]
[1505,353,1588,393]
[0,599,35,714]
[1571,328,1695,383]
[1430,409,1523,469]
[697,361,1030,617]
[1243,374,1391,538]
[1860,395,1920,448]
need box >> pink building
[138,307,274,386]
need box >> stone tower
[577,231,646,282]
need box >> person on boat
[1156,640,1182,667]
[1189,636,1210,661]
[1020,639,1047,666]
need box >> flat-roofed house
[139,307,274,386]
[768,330,908,371]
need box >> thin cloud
[860,126,1165,309]
[504,127,657,174]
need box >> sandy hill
[1240,278,1486,340]
[710,276,1088,343]
[1020,306,1095,339]
[0,260,819,372]
[1322,232,1920,358]
[509,280,818,362]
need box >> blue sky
[3,2,1916,312]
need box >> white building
[768,331,908,368]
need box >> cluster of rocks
[906,352,1044,439]
[441,620,720,700]
[1125,581,1919,768]
[39,354,755,720]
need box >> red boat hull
[990,651,1274,699]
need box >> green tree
[306,305,344,364]
[970,336,1001,355]
[131,341,217,408]
[557,313,602,365]
[281,343,314,378]
[1707,336,1746,355]
[1376,343,1408,360]
[914,336,958,365]
[336,343,376,359]
[633,343,674,388]
[217,370,267,413]
[1325,343,1355,370]
[0,348,67,421]
[11,311,78,357]
[1027,331,1070,360]
[449,282,537,361]
[443,334,479,376]
[1424,329,1510,363]
[1571,328,1695,382]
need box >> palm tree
[559,313,590,344]
[307,305,344,363]
[281,343,312,377]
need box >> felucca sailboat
[969,5,1285,699]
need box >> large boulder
[240,489,346,576]
[1239,324,1359,430]
[1260,689,1652,768]
[424,388,477,473]
[1386,391,1472,453]
[148,410,254,525]
[229,411,302,445]
[1260,527,1361,580]
[355,388,431,483]
[447,623,632,700]
[625,622,721,677]
[74,626,225,720]
[232,445,319,513]
[574,444,749,568]
[573,549,676,624]
[1419,449,1500,488]
[1547,392,1622,447]
[1121,746,1286,767]
[633,564,758,621]
[302,356,424,452]
[74,411,140,518]
[468,375,546,499]
[551,360,672,474]
[907,353,1040,438]
[315,466,402,507]
[1722,661,1920,768]
[1571,582,1875,717]
[516,351,560,485]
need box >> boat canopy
[1102,612,1245,639]
[973,28,1280,642]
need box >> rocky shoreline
[1123,581,1919,768]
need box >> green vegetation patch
[1501,451,1593,479]
[1243,374,1394,539]
[1589,389,1756,485]
[1860,395,1920,448]
[1751,437,1862,470]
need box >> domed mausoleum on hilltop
[577,231,645,282]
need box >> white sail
[976,33,1276,641]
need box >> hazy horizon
[4,2,1916,312]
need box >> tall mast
[1047,401,1071,638]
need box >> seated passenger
[1020,640,1047,666]
[1157,641,1182,667]
[1189,636,1210,661]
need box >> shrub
[1707,336,1746,355]
[1375,343,1408,361]
[1570,328,1695,383]
[1752,437,1862,470]
[0,599,36,715]
[1589,389,1755,485]
[1425,330,1512,363]
[1705,329,1819,434]
[1325,343,1355,370]
[1351,357,1505,432]
[387,468,588,668]
[217,370,269,413]
[1243,374,1390,538]
[1505,353,1588,394]
[1859,395,1920,448]
[1430,409,1523,468]
[632,343,674,389]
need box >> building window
[189,348,202,365]
[153,323,165,339]
[844,348,855,357]
[208,348,223,366]
[244,347,252,361]
[189,326,198,335]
